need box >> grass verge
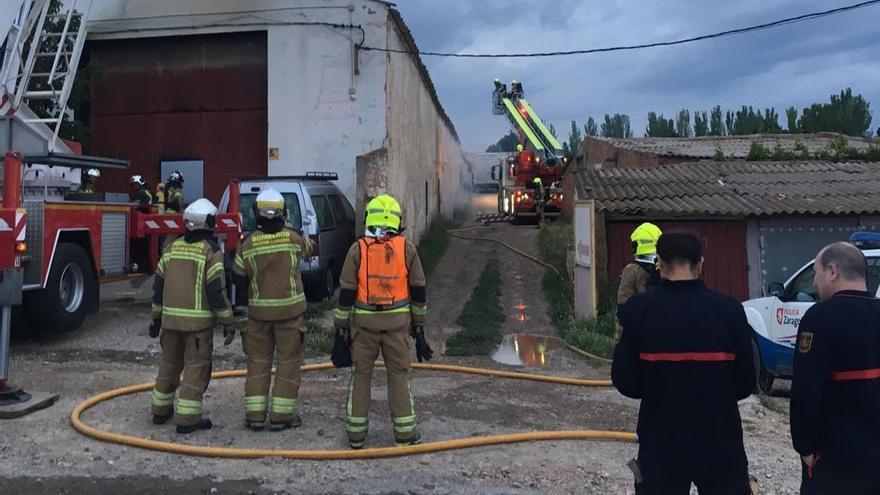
[304,299,336,358]
[417,216,460,279]
[538,221,617,360]
[446,258,504,356]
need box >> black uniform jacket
[792,290,880,468]
[612,279,756,480]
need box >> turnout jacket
[152,232,234,331]
[612,279,755,479]
[233,226,312,322]
[791,290,880,467]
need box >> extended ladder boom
[493,79,563,161]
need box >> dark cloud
[394,0,880,150]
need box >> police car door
[770,263,817,375]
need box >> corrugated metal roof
[592,133,877,159]
[575,161,880,217]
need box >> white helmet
[86,168,100,178]
[183,198,218,231]
[130,175,146,187]
[255,188,285,219]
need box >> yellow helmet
[365,194,402,233]
[516,144,524,152]
[631,222,662,256]
[532,177,543,185]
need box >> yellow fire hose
[71,362,636,460]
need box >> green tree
[710,106,724,136]
[797,88,873,137]
[645,112,675,137]
[567,120,583,157]
[585,117,598,137]
[786,106,799,133]
[675,108,691,137]
[601,114,632,138]
[694,111,709,137]
[725,110,736,135]
[763,108,782,133]
[486,131,519,152]
[548,123,558,139]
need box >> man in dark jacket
[791,241,880,494]
[612,233,756,494]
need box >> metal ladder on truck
[492,79,564,163]
[0,0,93,418]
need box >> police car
[743,232,880,393]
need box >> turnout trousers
[150,329,214,427]
[243,315,306,424]
[345,324,415,447]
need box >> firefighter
[615,223,663,341]
[791,242,880,494]
[149,198,235,434]
[166,170,185,214]
[78,168,99,194]
[232,188,312,431]
[129,175,153,206]
[532,177,546,228]
[331,194,432,449]
[612,233,755,494]
[155,182,166,214]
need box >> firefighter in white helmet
[129,175,153,206]
[78,168,100,194]
[232,188,313,431]
[150,198,235,434]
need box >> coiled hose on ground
[71,362,635,460]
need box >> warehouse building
[84,0,467,240]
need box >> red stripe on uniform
[831,368,880,381]
[639,352,736,362]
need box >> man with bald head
[791,241,880,494]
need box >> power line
[361,0,880,58]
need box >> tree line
[486,88,875,155]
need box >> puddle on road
[491,333,561,367]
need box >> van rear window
[239,193,302,232]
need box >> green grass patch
[304,300,336,358]
[538,220,617,360]
[417,216,460,279]
[446,258,504,356]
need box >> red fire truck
[0,0,242,414]
[491,79,565,222]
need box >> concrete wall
[373,11,465,242]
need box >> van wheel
[26,243,96,334]
[751,337,775,394]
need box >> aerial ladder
[490,79,566,222]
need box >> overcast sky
[394,0,880,151]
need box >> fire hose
[70,362,636,460]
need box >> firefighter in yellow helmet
[615,222,663,340]
[532,177,547,228]
[154,182,166,214]
[232,188,313,431]
[331,194,431,449]
[149,198,235,434]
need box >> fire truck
[491,79,565,222]
[0,1,242,413]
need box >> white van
[219,173,356,301]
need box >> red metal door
[607,221,749,301]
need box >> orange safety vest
[355,235,409,312]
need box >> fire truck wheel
[27,243,95,334]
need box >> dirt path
[1,194,801,494]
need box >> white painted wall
[383,16,465,241]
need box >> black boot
[152,412,173,425]
[269,415,302,431]
[245,419,265,431]
[395,430,422,447]
[176,418,213,434]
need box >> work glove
[331,327,353,368]
[149,318,161,339]
[223,325,237,347]
[410,325,433,363]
